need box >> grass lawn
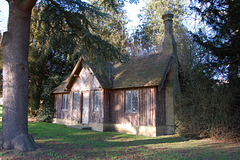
[0,106,240,159]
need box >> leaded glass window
[125,90,138,113]
[94,91,100,111]
[62,94,69,110]
[73,92,79,110]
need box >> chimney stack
[161,11,181,131]
[162,11,176,55]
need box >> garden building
[52,11,180,137]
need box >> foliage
[191,0,240,87]
[28,3,76,117]
[175,0,240,141]
[41,0,131,64]
[88,0,130,54]
[36,76,62,122]
[71,0,131,62]
[28,0,131,120]
[128,0,186,55]
[176,43,240,141]
[176,70,240,141]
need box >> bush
[36,76,61,122]
[36,98,55,123]
[176,66,240,142]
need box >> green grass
[0,105,240,159]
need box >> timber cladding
[156,86,166,126]
[54,93,72,120]
[54,94,63,119]
[54,90,105,123]
[109,87,166,127]
[54,86,167,127]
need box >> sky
[0,0,145,34]
[0,0,8,33]
[124,0,145,32]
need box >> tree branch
[48,0,86,35]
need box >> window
[62,94,69,110]
[125,90,138,113]
[94,91,100,111]
[73,92,79,110]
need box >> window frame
[73,92,80,110]
[93,91,100,112]
[125,90,139,113]
[62,94,69,110]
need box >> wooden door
[82,92,90,124]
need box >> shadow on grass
[28,122,190,149]
[0,106,188,148]
[1,122,240,159]
[68,134,190,148]
[36,136,240,160]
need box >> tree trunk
[0,0,38,152]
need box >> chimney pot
[162,11,173,21]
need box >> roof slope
[52,59,113,94]
[52,53,172,93]
[113,53,172,89]
[89,62,113,89]
[52,77,70,94]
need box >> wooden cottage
[52,11,180,137]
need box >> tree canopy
[175,0,240,141]
[191,0,240,86]
[28,0,131,120]
[129,0,186,55]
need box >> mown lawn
[0,106,240,160]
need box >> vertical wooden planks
[109,87,158,127]
[156,86,166,126]
[103,89,110,124]
[54,94,62,119]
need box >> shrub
[176,66,240,142]
[36,97,55,123]
[36,76,60,122]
